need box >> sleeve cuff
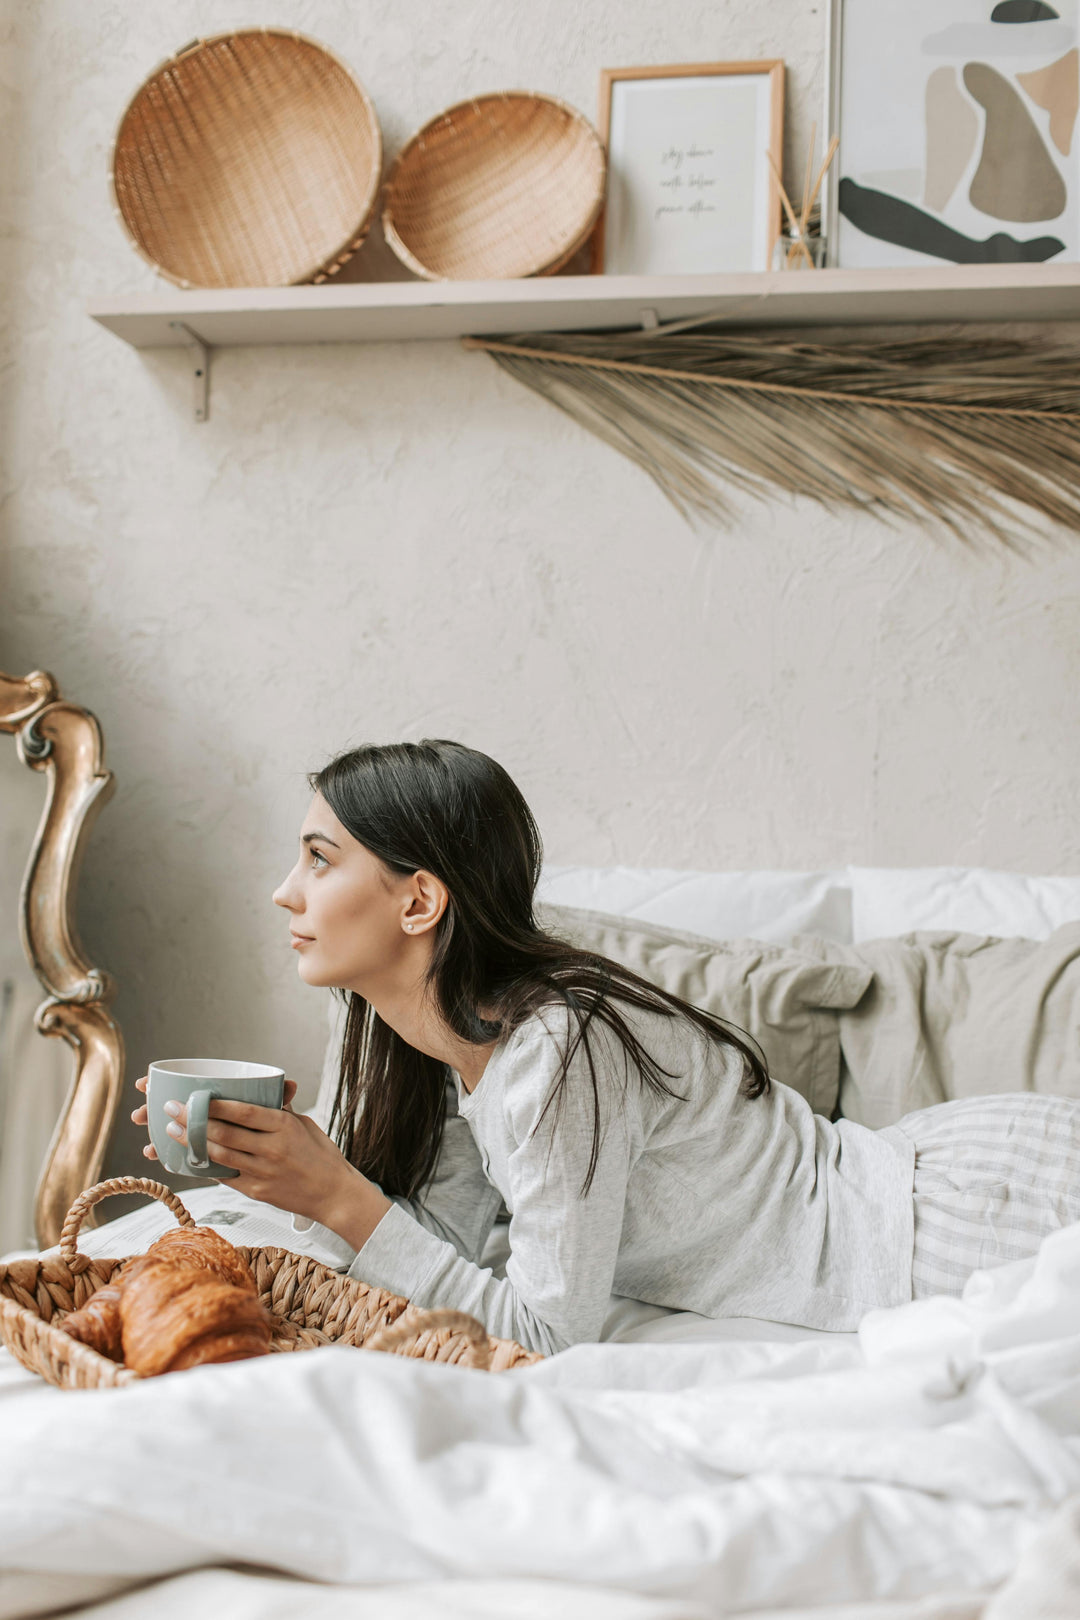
[346,1200,448,1300]
[289,1211,359,1270]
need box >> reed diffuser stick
[799,121,817,239]
[805,134,840,227]
[766,152,815,267]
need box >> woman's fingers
[141,1142,160,1161]
[131,1103,149,1125]
[188,1121,262,1158]
[164,1099,275,1131]
[158,1091,297,1130]
[171,1134,251,1171]
[216,1124,272,1158]
[201,1099,285,1131]
[163,1115,259,1165]
[135,1076,148,1094]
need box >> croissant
[57,1285,124,1361]
[120,1263,272,1377]
[59,1226,271,1376]
[140,1225,258,1292]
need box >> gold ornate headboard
[0,670,125,1246]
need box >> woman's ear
[412,868,450,928]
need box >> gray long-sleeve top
[295,999,916,1356]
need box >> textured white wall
[3,0,1080,1183]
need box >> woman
[133,740,1080,1356]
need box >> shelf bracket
[168,321,210,422]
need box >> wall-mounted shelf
[89,263,1080,350]
[88,264,1080,420]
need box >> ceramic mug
[146,1059,285,1177]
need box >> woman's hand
[131,1076,160,1161]
[130,1076,391,1247]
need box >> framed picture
[592,60,784,276]
[825,0,1080,268]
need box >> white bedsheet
[0,1566,997,1620]
[2,1221,1079,1620]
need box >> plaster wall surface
[2,0,1080,1185]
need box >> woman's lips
[290,934,315,949]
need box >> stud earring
[406,923,414,931]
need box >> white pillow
[848,866,1080,943]
[536,866,853,945]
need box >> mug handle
[185,1086,217,1171]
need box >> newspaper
[55,1181,356,1271]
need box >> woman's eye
[309,848,328,869]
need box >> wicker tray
[383,91,605,280]
[0,1178,540,1389]
[111,29,383,288]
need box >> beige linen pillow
[795,925,1080,1129]
[537,903,873,1117]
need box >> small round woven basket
[111,29,383,288]
[383,91,606,280]
[0,1178,541,1389]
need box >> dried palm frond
[462,322,1080,548]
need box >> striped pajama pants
[892,1093,1080,1299]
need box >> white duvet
[2,1222,1080,1620]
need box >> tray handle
[365,1306,493,1370]
[60,1177,196,1274]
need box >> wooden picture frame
[592,60,785,275]
[0,670,124,1247]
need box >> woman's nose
[272,872,298,910]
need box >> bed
[2,862,1080,1620]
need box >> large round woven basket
[383,91,606,280]
[0,1179,541,1389]
[111,30,383,288]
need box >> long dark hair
[313,740,770,1200]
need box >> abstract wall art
[825,0,1080,267]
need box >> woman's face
[272,793,417,991]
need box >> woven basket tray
[111,29,383,288]
[0,1178,541,1389]
[383,91,605,280]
